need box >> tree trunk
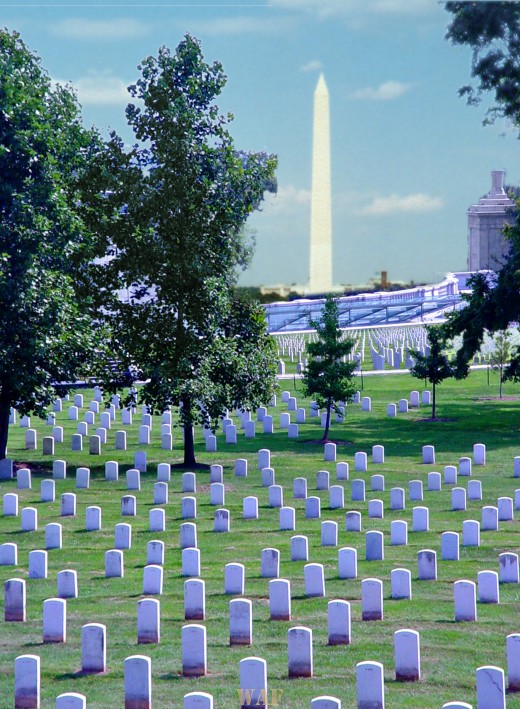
[322,400,332,442]
[0,396,11,460]
[499,365,503,399]
[183,422,197,468]
[432,382,436,420]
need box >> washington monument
[308,74,332,294]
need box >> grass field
[1,369,520,707]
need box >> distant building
[467,170,516,271]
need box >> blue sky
[2,0,519,287]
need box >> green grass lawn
[1,369,520,707]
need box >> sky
[2,0,519,288]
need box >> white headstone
[442,531,460,561]
[338,547,357,579]
[321,520,338,546]
[417,549,437,580]
[115,522,132,549]
[230,598,252,645]
[105,549,124,578]
[261,548,280,578]
[15,654,40,708]
[57,569,78,599]
[81,622,106,673]
[41,479,55,502]
[391,568,412,599]
[507,633,520,691]
[305,496,321,519]
[124,655,152,708]
[143,564,163,595]
[182,472,196,493]
[345,510,362,532]
[269,578,291,621]
[351,479,365,502]
[45,523,62,550]
[293,477,308,499]
[422,445,435,464]
[394,628,420,681]
[147,540,164,566]
[5,578,25,621]
[288,626,313,678]
[239,657,267,709]
[356,661,384,709]
[280,506,295,531]
[444,465,458,484]
[184,578,205,621]
[43,597,66,643]
[499,552,519,583]
[60,493,76,517]
[478,570,499,604]
[329,485,344,509]
[225,562,245,595]
[463,519,480,547]
[336,462,349,480]
[214,508,230,532]
[362,578,383,621]
[354,452,367,472]
[304,563,325,597]
[180,523,197,550]
[182,624,207,677]
[29,550,48,580]
[182,547,200,577]
[476,665,505,709]
[328,600,350,645]
[454,579,477,621]
[291,535,309,562]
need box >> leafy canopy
[445,1,520,134]
[89,34,278,461]
[0,29,103,438]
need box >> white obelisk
[309,73,332,294]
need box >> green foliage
[0,30,105,458]
[443,204,520,381]
[90,34,278,464]
[410,326,454,419]
[303,295,357,440]
[445,1,520,134]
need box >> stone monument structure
[309,74,332,294]
[467,170,516,271]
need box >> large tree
[91,34,278,466]
[302,295,357,442]
[0,30,104,464]
[445,2,520,133]
[443,3,520,380]
[443,213,520,379]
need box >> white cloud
[271,0,433,19]
[264,185,311,212]
[55,75,131,106]
[51,18,150,40]
[189,16,293,37]
[348,80,412,101]
[359,193,444,216]
[300,60,323,73]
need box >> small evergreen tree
[303,296,357,442]
[489,330,511,399]
[410,326,454,420]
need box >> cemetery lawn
[2,369,520,707]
